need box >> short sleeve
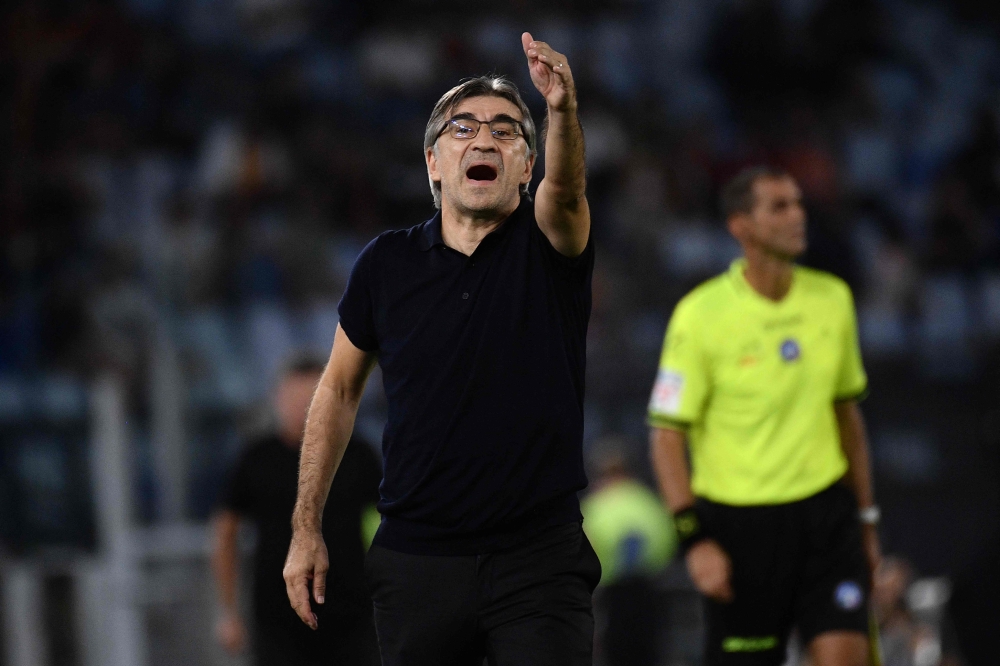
[647,300,711,429]
[835,285,868,401]
[531,215,594,280]
[337,238,379,352]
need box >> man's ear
[727,212,747,242]
[426,145,441,187]
[520,152,536,185]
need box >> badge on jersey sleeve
[779,338,801,362]
[650,369,685,415]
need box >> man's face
[274,371,321,446]
[426,95,534,216]
[730,176,807,260]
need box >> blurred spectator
[874,556,922,666]
[211,354,381,666]
[583,438,676,666]
[873,556,965,666]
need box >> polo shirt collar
[418,212,445,251]
[416,198,529,252]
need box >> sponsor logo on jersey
[722,636,779,653]
[779,338,801,362]
[834,580,864,611]
[649,369,684,415]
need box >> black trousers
[597,577,663,666]
[254,608,380,666]
[364,522,602,666]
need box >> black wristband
[673,505,708,554]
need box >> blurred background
[1,0,999,664]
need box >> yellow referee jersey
[647,259,868,505]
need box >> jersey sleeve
[647,299,711,429]
[337,237,380,352]
[834,285,868,401]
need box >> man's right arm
[650,426,733,603]
[283,324,376,629]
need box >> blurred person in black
[872,557,921,666]
[872,557,966,666]
[283,32,600,666]
[212,354,381,666]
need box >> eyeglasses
[437,116,524,142]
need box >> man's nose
[470,129,499,150]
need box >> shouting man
[283,33,600,666]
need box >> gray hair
[423,75,538,209]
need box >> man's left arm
[835,400,881,582]
[522,32,590,257]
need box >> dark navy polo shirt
[337,197,594,555]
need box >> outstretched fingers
[521,31,533,56]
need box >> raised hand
[521,32,576,113]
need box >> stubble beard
[444,175,520,219]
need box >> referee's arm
[284,324,377,629]
[650,427,696,513]
[834,399,881,580]
[651,426,734,602]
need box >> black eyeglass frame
[435,114,526,142]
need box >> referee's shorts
[698,482,870,666]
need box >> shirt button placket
[463,256,476,301]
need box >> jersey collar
[728,258,799,306]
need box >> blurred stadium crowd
[2,0,1000,664]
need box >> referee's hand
[686,539,734,603]
[283,530,329,630]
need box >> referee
[648,167,881,666]
[283,32,600,666]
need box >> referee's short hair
[423,75,538,209]
[720,166,792,219]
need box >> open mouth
[466,164,498,182]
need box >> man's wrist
[291,513,322,535]
[673,505,709,554]
[858,505,881,526]
[546,101,578,118]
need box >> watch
[858,505,881,525]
